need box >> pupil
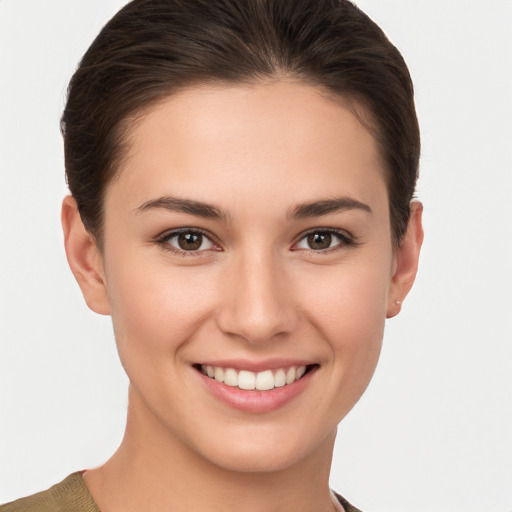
[308,232,331,250]
[178,232,202,251]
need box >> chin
[188,422,337,474]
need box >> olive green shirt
[1,472,362,512]
[0,473,99,512]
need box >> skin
[62,81,423,512]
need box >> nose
[216,250,299,345]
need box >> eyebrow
[135,196,228,221]
[135,195,372,221]
[288,197,372,219]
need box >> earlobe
[61,195,111,315]
[387,201,424,318]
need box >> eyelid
[154,226,357,256]
[155,227,221,255]
[291,228,356,252]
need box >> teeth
[214,367,224,383]
[274,368,286,387]
[285,367,296,385]
[201,364,309,391]
[224,368,238,387]
[238,370,256,390]
[256,370,274,391]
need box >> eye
[159,229,215,253]
[294,230,351,251]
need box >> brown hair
[62,0,420,245]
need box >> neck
[84,386,340,512]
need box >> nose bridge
[217,245,297,344]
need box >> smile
[199,364,309,391]
[195,362,318,413]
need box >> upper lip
[195,358,316,372]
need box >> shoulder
[0,473,100,512]
[334,491,364,512]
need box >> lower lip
[197,367,316,413]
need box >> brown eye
[164,230,214,252]
[306,232,332,250]
[294,230,351,252]
[178,232,203,251]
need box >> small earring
[395,300,402,305]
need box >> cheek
[104,253,217,361]
[295,259,390,380]
[298,257,390,334]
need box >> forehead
[110,81,388,215]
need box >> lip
[196,358,314,372]
[195,362,318,413]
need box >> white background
[1,1,511,511]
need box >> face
[81,82,408,472]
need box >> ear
[61,195,111,315]
[387,201,424,318]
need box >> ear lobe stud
[387,300,402,319]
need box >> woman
[1,0,422,510]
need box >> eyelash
[156,228,219,257]
[155,228,357,256]
[292,228,357,254]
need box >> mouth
[194,363,318,391]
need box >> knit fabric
[1,472,362,512]
[0,473,100,512]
